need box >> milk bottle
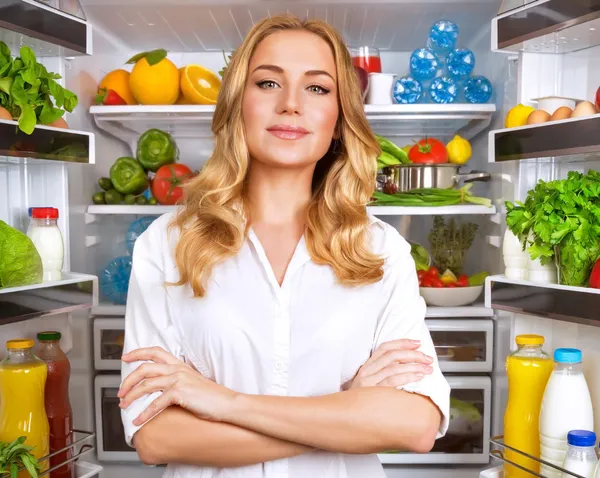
[540,349,594,478]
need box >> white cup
[366,73,396,105]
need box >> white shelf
[76,461,103,478]
[426,303,493,318]
[87,205,177,215]
[0,273,98,325]
[92,304,126,316]
[368,205,497,216]
[89,103,496,148]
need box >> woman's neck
[246,162,314,227]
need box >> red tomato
[456,277,469,287]
[417,270,427,280]
[427,267,439,278]
[420,277,432,288]
[445,282,457,288]
[430,278,444,288]
[151,164,195,205]
[408,138,448,164]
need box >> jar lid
[6,339,34,350]
[554,348,582,364]
[32,207,59,219]
[37,331,61,341]
[567,430,596,447]
[516,334,544,346]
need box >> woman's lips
[266,124,310,140]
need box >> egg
[526,109,551,125]
[572,101,598,118]
[48,117,69,129]
[550,106,573,121]
[0,107,13,121]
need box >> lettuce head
[0,220,43,288]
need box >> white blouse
[121,212,450,478]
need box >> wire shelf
[490,436,591,478]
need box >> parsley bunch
[506,170,600,287]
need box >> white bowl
[532,96,582,114]
[419,285,483,307]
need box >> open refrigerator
[2,0,600,477]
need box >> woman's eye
[257,80,279,89]
[308,85,330,95]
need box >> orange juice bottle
[0,339,50,476]
[504,335,553,478]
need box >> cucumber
[376,135,410,164]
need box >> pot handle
[456,171,491,183]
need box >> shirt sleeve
[372,225,450,438]
[120,216,184,447]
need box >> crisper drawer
[427,319,494,373]
[379,375,491,465]
[93,318,125,371]
[94,374,141,462]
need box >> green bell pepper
[136,128,178,172]
[109,157,148,195]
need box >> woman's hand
[348,339,434,389]
[119,347,237,426]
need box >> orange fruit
[180,65,221,105]
[98,69,136,105]
[129,57,180,105]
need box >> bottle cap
[554,348,582,364]
[32,207,59,219]
[37,331,61,341]
[516,335,544,346]
[6,339,34,350]
[567,430,596,447]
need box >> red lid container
[31,207,59,219]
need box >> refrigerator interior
[3,0,600,477]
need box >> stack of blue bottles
[393,20,493,104]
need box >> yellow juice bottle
[504,335,553,478]
[0,339,50,476]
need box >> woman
[118,13,450,478]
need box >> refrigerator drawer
[427,319,494,373]
[94,374,141,462]
[379,375,492,465]
[94,318,125,371]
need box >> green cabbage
[0,220,43,288]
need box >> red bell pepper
[589,257,600,288]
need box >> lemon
[505,104,535,128]
[98,69,136,105]
[129,53,180,105]
[180,65,222,105]
[447,135,472,165]
[440,269,457,285]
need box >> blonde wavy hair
[170,13,384,297]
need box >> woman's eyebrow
[252,64,335,81]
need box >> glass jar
[350,46,382,74]
[28,207,64,281]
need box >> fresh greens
[0,436,42,478]
[428,216,478,275]
[0,221,43,288]
[506,170,600,287]
[219,50,234,78]
[371,184,492,208]
[0,41,78,134]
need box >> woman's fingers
[360,349,433,377]
[371,362,433,387]
[370,339,421,361]
[119,375,177,408]
[122,346,181,365]
[378,372,428,388]
[132,389,176,426]
[118,363,180,398]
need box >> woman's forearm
[134,406,313,467]
[225,387,442,455]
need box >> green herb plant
[428,216,478,274]
[218,50,235,78]
[506,170,600,287]
[0,41,78,134]
[0,437,42,478]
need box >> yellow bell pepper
[446,135,472,165]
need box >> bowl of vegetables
[417,267,487,307]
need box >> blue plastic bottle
[430,77,458,104]
[100,256,133,305]
[464,75,493,103]
[409,48,440,82]
[126,216,157,255]
[447,48,476,80]
[393,77,423,104]
[427,20,459,58]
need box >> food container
[419,285,483,307]
[366,73,396,105]
[532,96,581,113]
[376,163,490,193]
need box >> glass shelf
[490,436,587,478]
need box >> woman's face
[242,29,339,170]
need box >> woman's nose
[277,88,302,116]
